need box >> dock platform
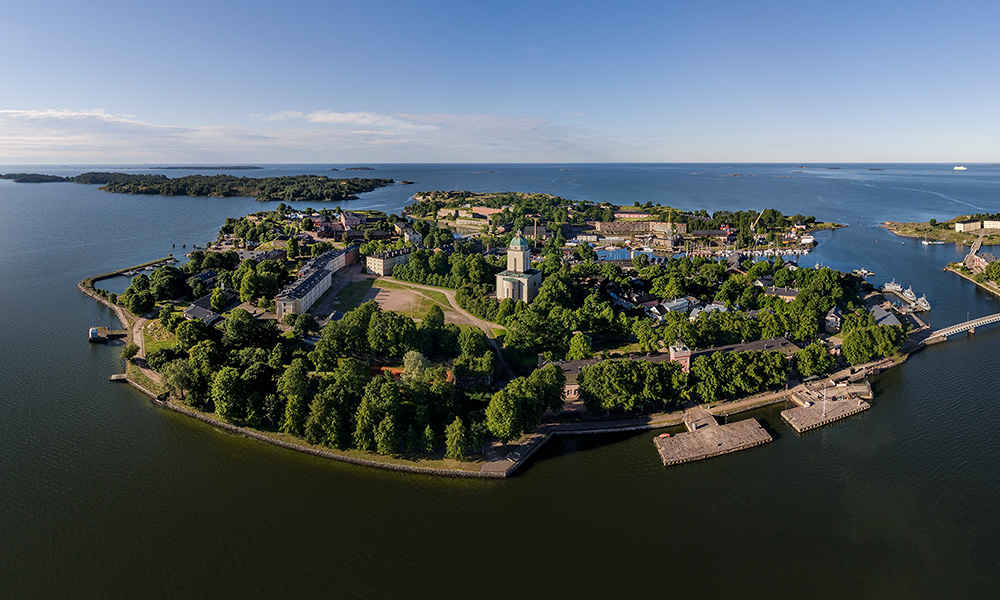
[109,374,127,381]
[781,387,870,433]
[654,417,772,466]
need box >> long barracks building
[275,245,359,321]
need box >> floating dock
[654,409,772,466]
[781,383,871,433]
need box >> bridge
[924,312,1000,344]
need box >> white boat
[883,279,903,293]
[916,295,932,311]
[954,166,968,171]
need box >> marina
[882,279,932,311]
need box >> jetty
[653,408,771,466]
[881,279,931,311]
[781,382,871,433]
[88,327,127,343]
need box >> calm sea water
[2,164,999,598]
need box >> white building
[366,247,414,277]
[275,246,358,321]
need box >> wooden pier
[89,327,127,343]
[654,410,772,466]
[781,384,871,433]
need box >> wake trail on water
[885,185,986,212]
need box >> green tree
[367,310,415,358]
[174,319,209,351]
[458,327,489,357]
[632,319,660,353]
[211,366,245,422]
[422,424,436,453]
[211,287,228,313]
[278,359,310,435]
[565,333,593,361]
[120,342,139,362]
[794,341,836,377]
[292,313,319,338]
[160,359,194,401]
[353,398,377,451]
[485,388,524,444]
[444,416,467,460]
[402,350,430,382]
[375,415,398,455]
[125,290,155,315]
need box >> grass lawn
[374,280,457,319]
[127,363,164,395]
[143,319,177,355]
[413,287,452,308]
[598,340,643,355]
[333,279,375,312]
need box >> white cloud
[0,108,630,163]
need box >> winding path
[382,277,515,380]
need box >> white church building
[495,234,542,303]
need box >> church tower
[495,232,542,303]
[507,233,530,273]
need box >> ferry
[922,239,946,245]
[954,166,968,171]
[883,279,903,293]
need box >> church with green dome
[495,233,542,303]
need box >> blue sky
[1,0,997,163]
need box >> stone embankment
[124,378,505,479]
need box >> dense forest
[0,172,394,202]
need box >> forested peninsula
[0,172,394,202]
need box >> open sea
[2,163,1000,598]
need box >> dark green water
[2,165,999,598]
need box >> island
[82,191,924,478]
[883,213,1000,246]
[1,172,394,202]
[149,166,263,170]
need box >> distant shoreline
[149,166,262,171]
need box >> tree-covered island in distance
[149,166,263,170]
[0,172,394,202]
[884,213,1000,246]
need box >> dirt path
[381,278,516,380]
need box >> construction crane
[745,209,766,252]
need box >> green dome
[509,235,529,249]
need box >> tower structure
[495,233,542,303]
